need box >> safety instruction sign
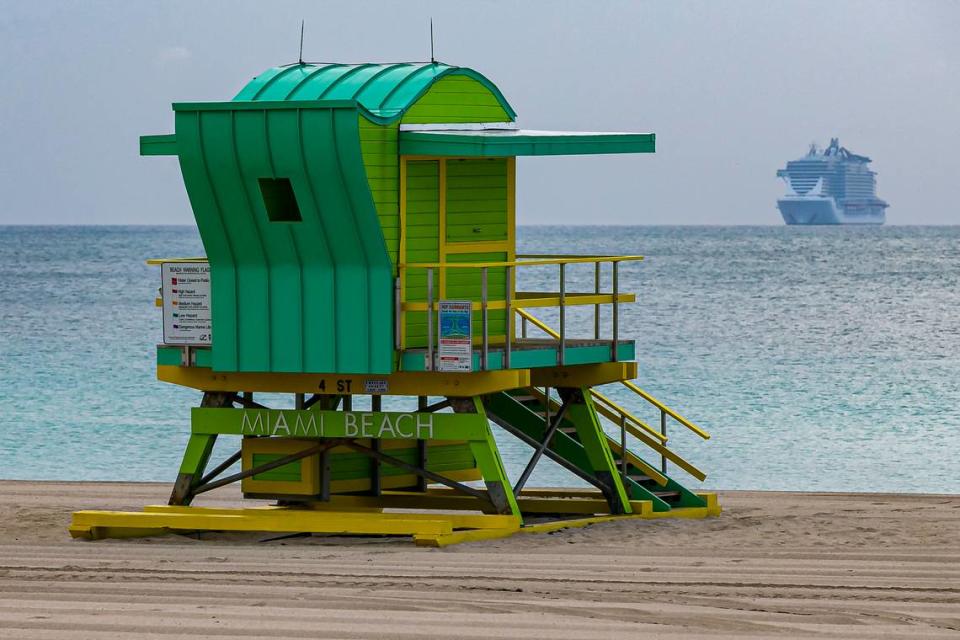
[436,300,473,372]
[161,262,212,346]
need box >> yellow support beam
[70,509,457,539]
[157,365,531,396]
[145,505,520,531]
[69,492,720,546]
[529,361,637,388]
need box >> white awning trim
[399,122,519,132]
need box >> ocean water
[1,225,958,494]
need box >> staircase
[484,386,707,514]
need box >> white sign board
[161,262,212,346]
[436,300,473,372]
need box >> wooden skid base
[69,492,720,547]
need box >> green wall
[359,118,400,265]
[404,160,440,345]
[401,76,513,124]
[445,158,509,242]
[173,102,393,374]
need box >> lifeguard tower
[71,62,718,545]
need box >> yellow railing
[514,307,709,440]
[526,382,707,483]
[398,254,643,370]
[515,307,710,478]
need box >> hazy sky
[1,1,957,225]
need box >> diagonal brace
[513,398,572,495]
[191,439,347,496]
[342,440,491,503]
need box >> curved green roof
[233,63,516,124]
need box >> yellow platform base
[69,492,720,547]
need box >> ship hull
[777,198,885,225]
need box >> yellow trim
[157,365,531,396]
[516,308,560,338]
[507,156,517,339]
[592,390,669,443]
[398,155,408,351]
[529,385,705,481]
[241,438,319,496]
[515,308,710,445]
[402,292,634,312]
[70,509,456,539]
[515,292,635,307]
[148,505,519,530]
[443,240,513,254]
[402,255,644,269]
[529,361,638,388]
[69,493,720,545]
[145,257,206,265]
[413,528,516,547]
[438,158,447,296]
[507,157,516,260]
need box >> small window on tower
[258,178,303,222]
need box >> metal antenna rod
[298,20,305,65]
[430,18,435,63]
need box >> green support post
[169,392,232,505]
[451,397,521,520]
[560,388,632,515]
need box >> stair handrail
[516,307,560,340]
[514,308,711,442]
[590,390,667,443]
[622,380,710,440]
[525,385,707,482]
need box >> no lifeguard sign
[161,262,212,346]
[437,300,472,372]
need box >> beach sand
[0,481,957,639]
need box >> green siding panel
[403,160,439,346]
[402,76,512,125]
[446,159,509,242]
[173,103,393,374]
[359,117,400,264]
[252,454,303,482]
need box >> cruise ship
[776,138,888,225]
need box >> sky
[0,0,957,225]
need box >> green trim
[192,407,492,440]
[158,342,634,373]
[177,433,217,475]
[398,342,636,372]
[139,134,177,156]
[173,99,359,112]
[399,131,656,157]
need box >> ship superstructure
[777,138,888,225]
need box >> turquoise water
[1,225,958,493]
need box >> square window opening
[258,177,303,222]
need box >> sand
[0,481,958,639]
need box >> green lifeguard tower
[71,62,717,545]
